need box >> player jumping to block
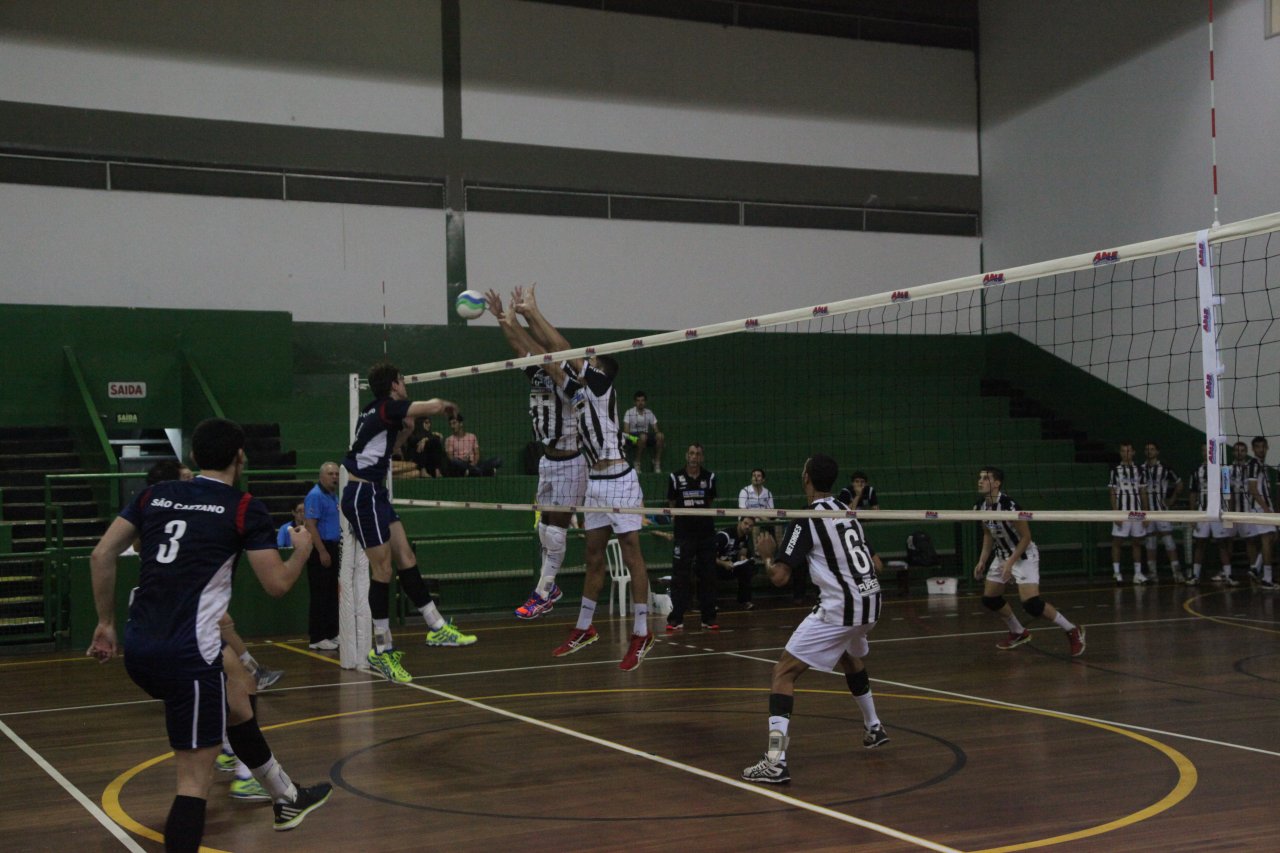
[974,466,1084,656]
[341,362,477,683]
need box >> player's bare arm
[407,398,456,420]
[514,283,574,356]
[86,516,139,661]
[248,527,314,597]
[974,529,993,580]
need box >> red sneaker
[552,625,599,657]
[996,629,1032,650]
[1067,626,1086,657]
[619,633,656,671]
[664,623,683,634]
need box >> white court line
[0,719,146,852]
[389,677,960,852]
[725,652,1280,760]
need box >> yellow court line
[104,687,1195,852]
[1181,591,1280,635]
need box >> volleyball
[455,289,486,320]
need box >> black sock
[369,580,390,620]
[164,795,206,853]
[397,566,432,609]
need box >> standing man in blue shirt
[304,462,342,650]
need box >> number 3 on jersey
[155,519,188,564]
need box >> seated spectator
[398,416,446,478]
[444,414,502,477]
[837,471,880,510]
[276,501,306,547]
[738,468,774,510]
[716,516,758,610]
[623,390,665,473]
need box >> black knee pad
[768,692,794,719]
[845,669,870,697]
[1022,596,1046,618]
[981,595,1005,612]
[396,566,432,609]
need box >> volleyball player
[1217,441,1252,585]
[512,287,655,671]
[742,455,888,785]
[485,287,586,619]
[1109,441,1149,584]
[1188,444,1232,585]
[1141,441,1184,581]
[1246,436,1276,588]
[87,418,332,849]
[974,466,1084,656]
[341,362,476,684]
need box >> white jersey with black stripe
[562,361,623,466]
[1230,461,1254,512]
[1142,461,1180,511]
[525,366,579,453]
[1247,457,1273,511]
[775,496,881,627]
[974,492,1029,560]
[1109,463,1145,512]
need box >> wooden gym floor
[1,579,1277,852]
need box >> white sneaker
[308,638,339,651]
[1133,573,1149,585]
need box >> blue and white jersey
[343,397,412,481]
[775,497,880,627]
[120,476,276,669]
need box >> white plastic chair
[606,538,630,614]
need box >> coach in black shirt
[665,444,719,631]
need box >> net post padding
[338,372,371,669]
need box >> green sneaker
[426,620,477,647]
[367,648,412,683]
[216,751,237,773]
[230,777,271,801]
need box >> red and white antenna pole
[1208,0,1220,227]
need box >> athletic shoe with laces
[862,724,890,749]
[230,777,271,801]
[664,623,683,634]
[1184,574,1199,585]
[701,622,720,631]
[367,648,412,683]
[552,625,599,657]
[426,620,477,647]
[742,601,755,611]
[308,638,339,651]
[741,754,790,784]
[1067,625,1086,657]
[272,782,333,831]
[1113,574,1124,586]
[256,668,284,691]
[1258,578,1278,589]
[1133,573,1150,585]
[216,751,237,773]
[619,632,656,671]
[996,629,1032,650]
[515,585,562,620]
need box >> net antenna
[338,372,372,670]
[384,212,1278,530]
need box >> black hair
[368,362,401,399]
[751,468,765,479]
[450,413,464,423]
[805,454,838,492]
[1253,435,1268,446]
[145,459,186,485]
[850,470,868,482]
[1119,440,1134,449]
[633,390,646,399]
[191,418,245,471]
[594,354,619,380]
[1145,440,1160,450]
[981,466,1006,486]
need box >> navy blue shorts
[126,660,226,750]
[341,480,400,549]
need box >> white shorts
[1193,521,1232,540]
[1145,520,1175,534]
[1112,520,1148,538]
[1236,521,1277,538]
[784,610,875,672]
[584,464,644,534]
[536,453,588,508]
[986,544,1041,586]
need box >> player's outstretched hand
[87,624,118,663]
[484,289,504,319]
[755,531,777,560]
